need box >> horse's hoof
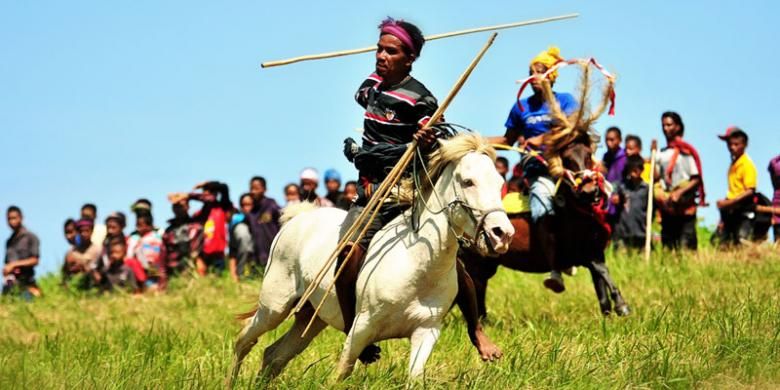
[601,309,611,316]
[358,344,382,365]
[543,277,565,293]
[614,304,631,317]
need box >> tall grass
[1,245,778,389]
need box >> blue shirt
[504,92,577,139]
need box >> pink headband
[379,19,418,57]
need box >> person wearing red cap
[715,127,757,246]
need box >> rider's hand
[414,117,437,149]
[716,198,731,210]
[523,135,544,149]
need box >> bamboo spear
[756,205,780,215]
[644,140,657,261]
[299,33,499,336]
[260,14,577,68]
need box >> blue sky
[2,1,778,274]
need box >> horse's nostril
[491,227,504,237]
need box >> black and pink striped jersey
[355,73,438,146]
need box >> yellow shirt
[727,153,757,199]
[641,160,652,184]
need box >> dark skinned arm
[670,176,701,203]
[717,188,755,210]
[487,127,521,147]
[3,256,39,276]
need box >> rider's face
[376,34,412,81]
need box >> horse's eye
[463,178,475,187]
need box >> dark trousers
[661,213,698,251]
[613,236,646,251]
[774,224,780,243]
[718,209,753,246]
[340,203,405,250]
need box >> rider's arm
[488,126,523,147]
[355,74,381,109]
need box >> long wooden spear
[644,140,657,261]
[299,33,499,336]
[260,13,577,69]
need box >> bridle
[412,146,506,252]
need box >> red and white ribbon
[515,58,616,116]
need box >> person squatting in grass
[3,206,42,298]
[653,111,704,251]
[98,238,141,294]
[715,127,758,246]
[488,46,577,291]
[126,212,167,291]
[64,219,103,289]
[228,193,257,282]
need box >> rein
[412,146,505,252]
[557,168,613,246]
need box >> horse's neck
[409,165,461,277]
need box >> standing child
[611,155,649,250]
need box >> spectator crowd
[4,169,357,298]
[3,113,780,300]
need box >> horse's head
[558,136,602,202]
[412,133,514,256]
[540,59,616,206]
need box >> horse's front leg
[335,317,374,380]
[408,325,442,379]
[455,260,502,361]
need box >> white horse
[227,133,514,385]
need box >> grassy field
[2,244,779,389]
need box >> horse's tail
[279,202,318,225]
[235,305,259,321]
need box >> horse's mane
[397,132,496,204]
[279,201,318,225]
[542,61,614,178]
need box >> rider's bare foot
[474,328,503,362]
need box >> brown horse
[460,140,631,317]
[460,59,630,318]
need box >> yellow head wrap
[529,46,563,82]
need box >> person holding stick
[489,46,577,292]
[653,112,705,251]
[337,17,501,363]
